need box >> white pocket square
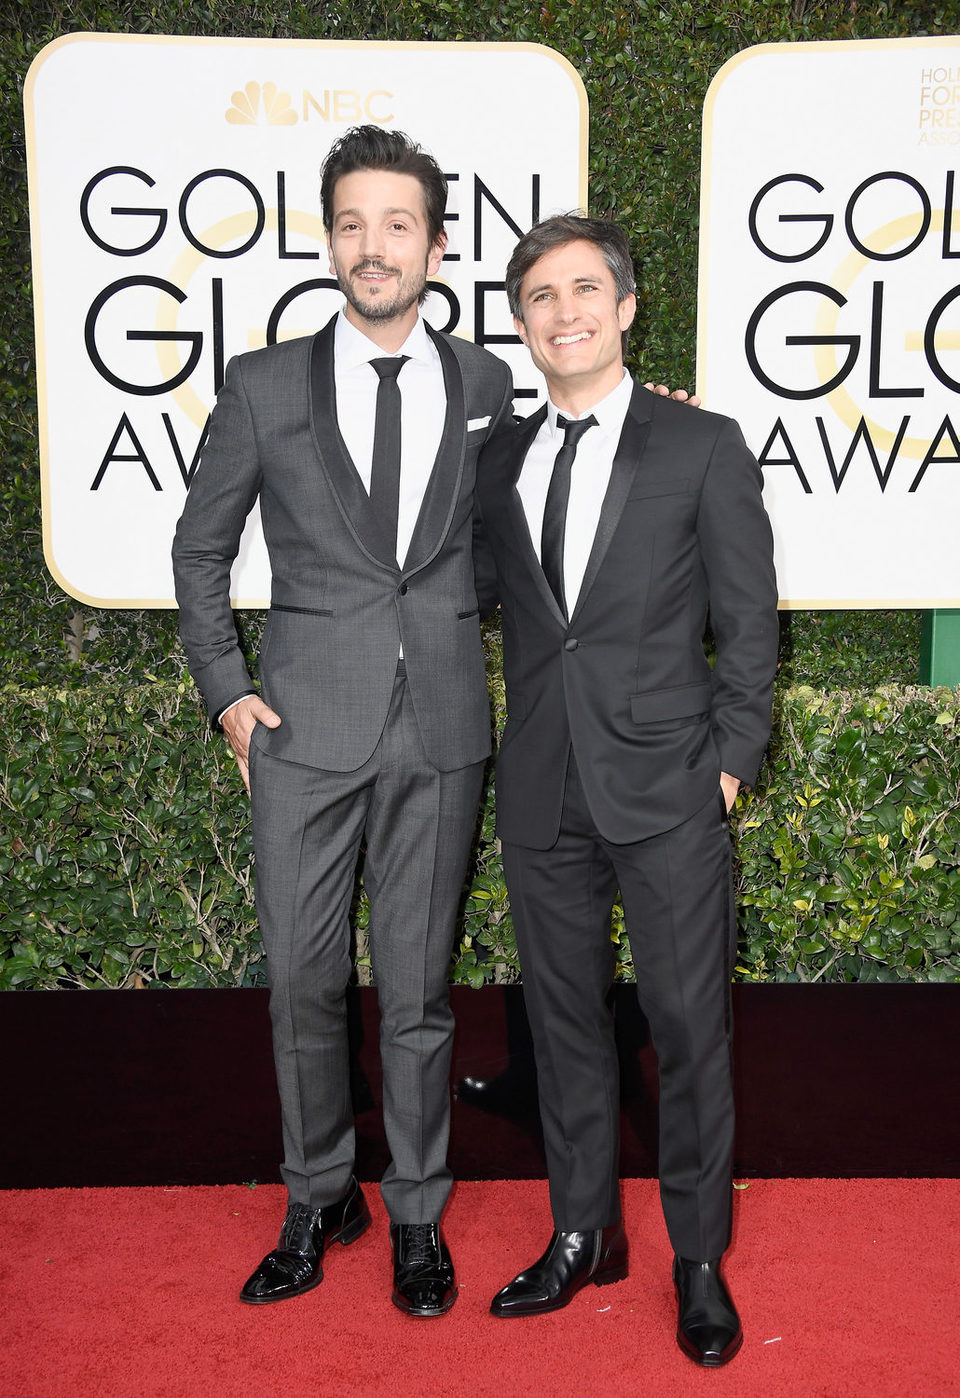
[467,416,491,431]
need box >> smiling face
[326,168,446,345]
[513,238,636,413]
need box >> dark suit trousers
[502,756,736,1261]
[250,667,485,1223]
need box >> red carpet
[2,1179,958,1396]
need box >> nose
[359,226,384,261]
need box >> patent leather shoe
[674,1255,743,1366]
[490,1224,628,1316]
[239,1178,370,1304]
[390,1223,457,1316]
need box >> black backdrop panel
[2,984,957,1189]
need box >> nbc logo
[226,82,298,126]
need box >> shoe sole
[490,1260,629,1317]
[240,1269,326,1305]
[239,1202,372,1305]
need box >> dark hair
[320,126,448,247]
[505,213,637,320]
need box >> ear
[325,233,337,277]
[513,314,528,345]
[617,293,637,333]
[427,229,447,277]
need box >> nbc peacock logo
[226,82,298,126]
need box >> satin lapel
[502,405,569,625]
[569,382,653,624]
[308,315,399,571]
[403,325,466,575]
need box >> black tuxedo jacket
[475,380,779,848]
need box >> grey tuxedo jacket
[172,313,514,773]
[475,381,779,848]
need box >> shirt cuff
[215,691,257,727]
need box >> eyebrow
[334,206,420,223]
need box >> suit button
[398,583,408,596]
[564,638,579,651]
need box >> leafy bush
[0,684,261,988]
[3,673,958,988]
[734,686,960,983]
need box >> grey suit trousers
[250,666,485,1223]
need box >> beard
[336,258,428,323]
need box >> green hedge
[0,683,261,988]
[3,670,958,988]
[732,685,960,982]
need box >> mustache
[350,259,402,277]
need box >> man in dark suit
[475,215,778,1366]
[172,126,513,1316]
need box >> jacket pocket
[629,680,712,726]
[270,603,333,617]
[626,477,691,501]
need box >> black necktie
[369,356,409,558]
[540,413,597,618]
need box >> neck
[547,365,625,419]
[343,302,419,353]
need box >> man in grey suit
[172,126,513,1316]
[475,216,778,1365]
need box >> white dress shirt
[333,310,445,569]
[516,370,633,614]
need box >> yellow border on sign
[24,32,589,609]
[698,36,960,611]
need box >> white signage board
[25,34,587,606]
[699,38,960,607]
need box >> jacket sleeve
[171,354,262,724]
[696,418,779,787]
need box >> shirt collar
[546,368,632,438]
[335,308,436,370]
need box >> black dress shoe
[454,1072,540,1119]
[673,1255,743,1366]
[390,1223,457,1317]
[490,1225,628,1317]
[239,1179,371,1304]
